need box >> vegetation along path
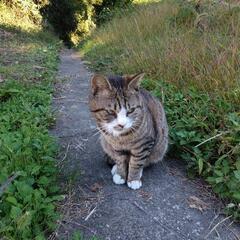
[51,49,240,240]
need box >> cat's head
[89,73,145,137]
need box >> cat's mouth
[112,128,127,137]
[103,125,128,137]
[112,124,135,136]
[103,120,133,137]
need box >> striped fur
[89,73,168,189]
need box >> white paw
[113,173,125,185]
[111,164,117,176]
[127,180,142,190]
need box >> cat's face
[89,74,145,137]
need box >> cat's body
[89,74,168,190]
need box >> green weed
[141,79,240,219]
[70,231,101,240]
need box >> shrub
[1,0,47,25]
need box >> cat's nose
[118,124,124,129]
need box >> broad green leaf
[233,193,240,201]
[214,170,223,177]
[10,206,22,220]
[6,196,18,205]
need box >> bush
[1,0,48,25]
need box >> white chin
[112,127,131,137]
[112,130,122,137]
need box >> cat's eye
[106,110,116,116]
[127,108,136,115]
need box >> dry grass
[82,0,240,101]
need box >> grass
[80,0,240,219]
[81,0,240,100]
[70,231,100,240]
[0,3,62,239]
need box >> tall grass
[82,0,240,102]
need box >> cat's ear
[125,73,145,91]
[91,74,112,96]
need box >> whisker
[91,126,106,137]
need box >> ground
[51,49,240,240]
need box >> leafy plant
[144,80,240,219]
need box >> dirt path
[51,49,240,240]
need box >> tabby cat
[89,73,168,190]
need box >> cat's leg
[100,137,128,185]
[127,156,144,190]
[111,151,129,185]
[128,138,155,190]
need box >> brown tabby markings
[89,73,168,189]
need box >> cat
[89,73,168,190]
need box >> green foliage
[0,6,62,238]
[0,81,61,239]
[70,231,101,240]
[1,0,48,26]
[142,80,240,219]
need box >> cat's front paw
[113,173,125,185]
[127,180,142,190]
